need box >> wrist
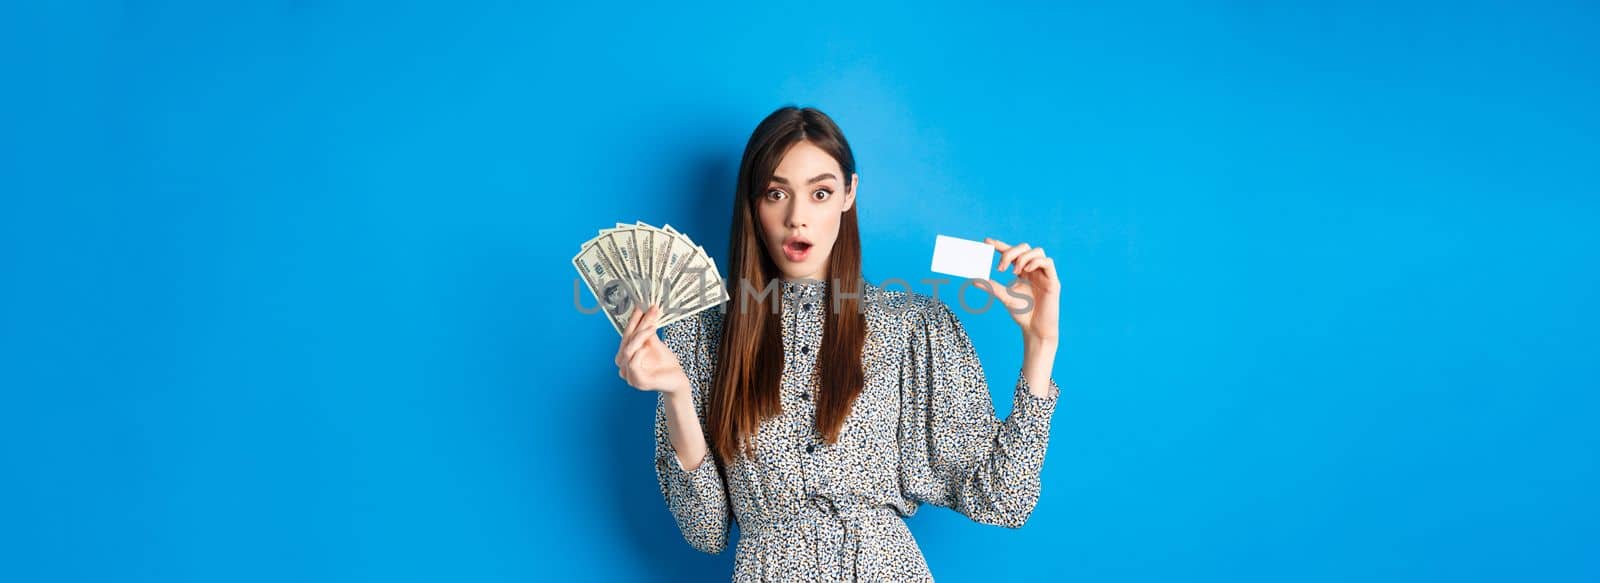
[1021,334,1057,397]
[664,379,694,405]
[1023,332,1059,353]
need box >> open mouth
[782,239,813,262]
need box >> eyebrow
[770,172,838,185]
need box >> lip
[781,235,813,263]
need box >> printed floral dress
[655,278,1062,581]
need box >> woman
[613,106,1062,581]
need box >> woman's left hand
[973,237,1060,343]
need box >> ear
[842,173,859,212]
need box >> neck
[783,269,827,282]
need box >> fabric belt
[741,495,900,581]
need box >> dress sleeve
[654,310,731,554]
[897,299,1062,528]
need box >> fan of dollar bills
[572,221,730,335]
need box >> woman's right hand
[616,304,691,396]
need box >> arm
[660,384,709,471]
[898,300,1062,528]
[978,235,1061,399]
[620,305,730,554]
[1022,334,1059,400]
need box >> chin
[776,264,816,280]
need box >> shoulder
[660,304,725,364]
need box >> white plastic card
[929,234,995,281]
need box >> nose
[784,196,806,229]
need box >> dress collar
[780,277,829,302]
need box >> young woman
[613,106,1062,581]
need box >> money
[572,221,730,335]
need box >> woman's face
[757,140,857,282]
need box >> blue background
[3,1,1597,581]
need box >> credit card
[930,234,995,280]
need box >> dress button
[806,444,816,454]
[802,391,811,401]
[800,345,810,355]
[803,302,813,311]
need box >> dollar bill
[574,221,727,335]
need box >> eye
[765,189,787,201]
[811,188,833,201]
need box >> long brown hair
[707,106,867,462]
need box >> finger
[623,325,655,360]
[1018,260,1058,295]
[620,313,662,363]
[984,237,1012,253]
[628,304,663,343]
[1013,248,1045,274]
[998,242,1032,272]
[614,330,631,367]
[638,306,663,341]
[999,242,1031,272]
[1018,254,1052,275]
[975,278,1022,310]
[1017,246,1043,272]
[1017,257,1037,276]
[626,343,653,373]
[1035,256,1058,284]
[643,303,662,329]
[623,306,645,338]
[971,279,995,303]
